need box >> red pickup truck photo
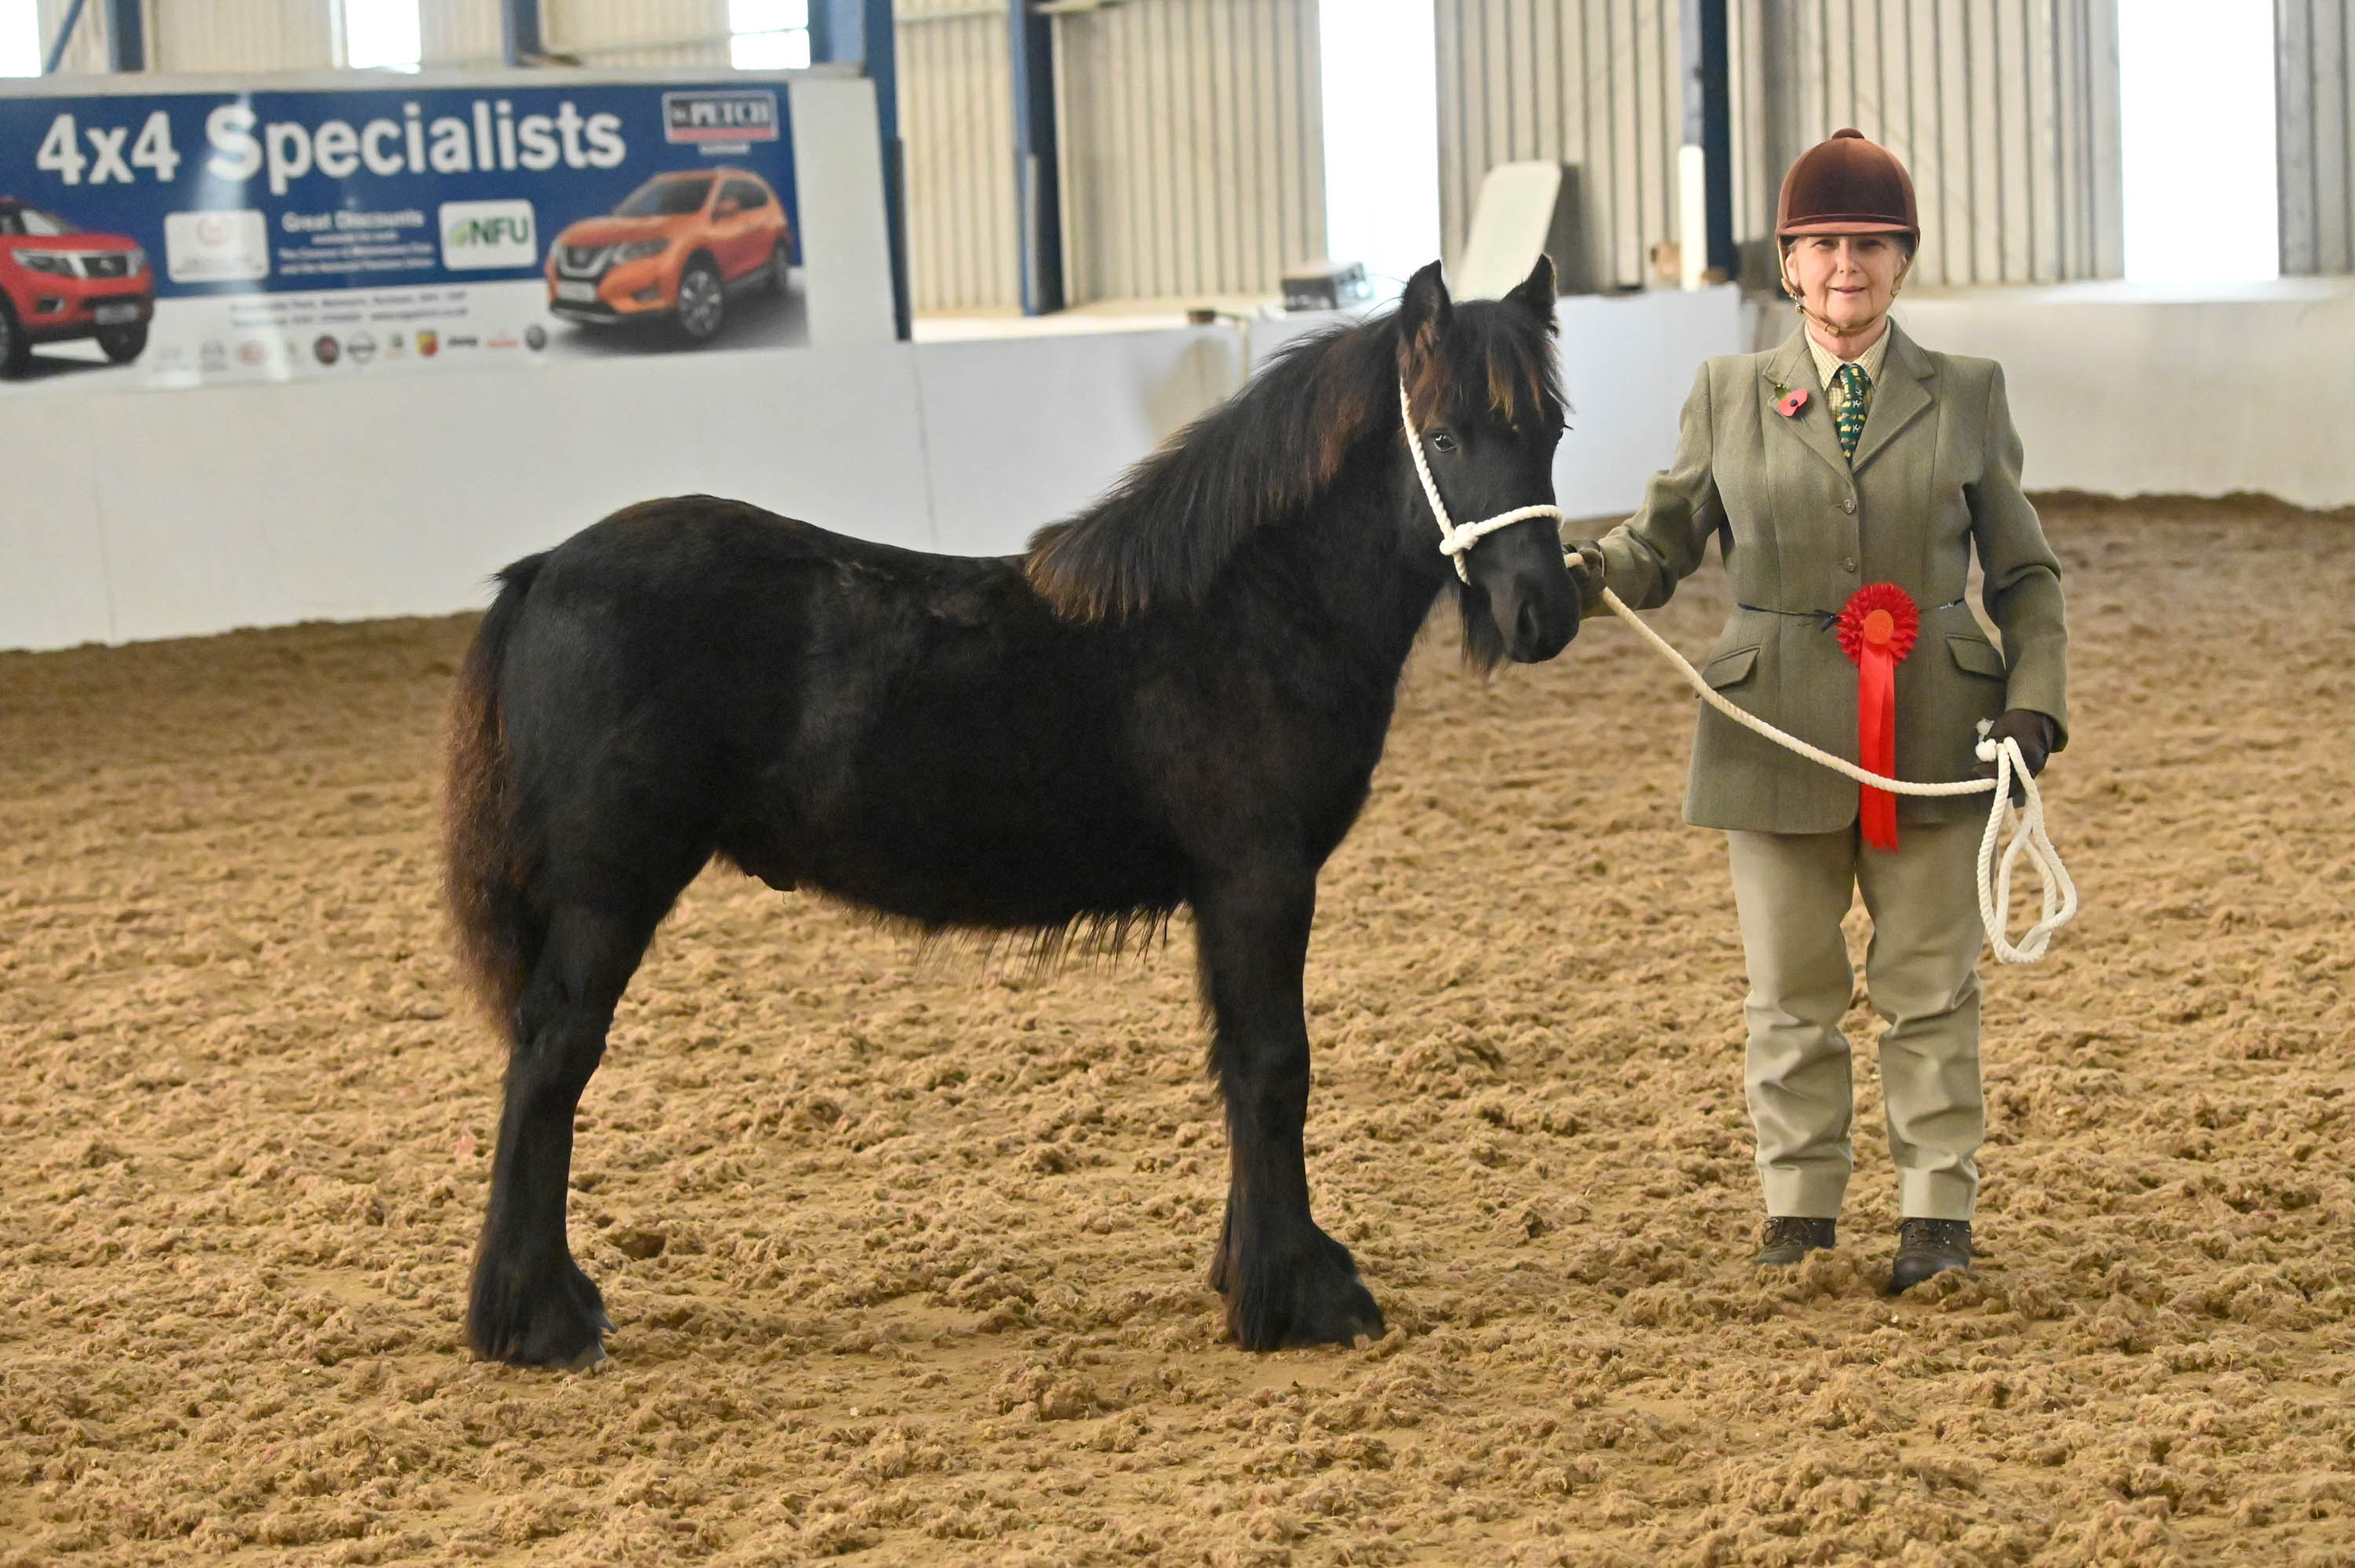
[0,197,156,377]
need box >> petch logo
[438,199,537,270]
[663,91,779,144]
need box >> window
[730,0,809,70]
[0,202,69,235]
[616,176,715,218]
[720,180,770,211]
[2,0,40,76]
[2119,0,2278,284]
[341,0,420,70]
[1318,0,1439,297]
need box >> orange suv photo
[546,168,792,345]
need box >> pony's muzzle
[1497,567,1579,663]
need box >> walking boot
[1888,1218,1972,1293]
[1753,1216,1837,1267]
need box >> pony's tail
[442,552,550,1040]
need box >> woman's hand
[1564,541,1607,615]
[1978,708,2057,803]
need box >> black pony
[445,259,1577,1368]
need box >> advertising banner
[0,75,874,391]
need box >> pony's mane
[1023,296,1560,622]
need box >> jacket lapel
[1759,330,1852,484]
[1850,322,1935,475]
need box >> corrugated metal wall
[33,0,338,72]
[542,0,733,67]
[25,0,2174,299]
[419,0,506,65]
[1434,0,1683,292]
[897,0,1021,312]
[34,0,118,72]
[156,0,336,70]
[420,0,737,68]
[2278,0,2354,275]
[1051,0,1325,303]
[1436,0,2123,291]
[1728,0,2122,286]
[27,0,736,75]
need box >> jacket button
[1840,555,1858,573]
[1842,494,1857,514]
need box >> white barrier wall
[1890,279,2355,511]
[1,345,932,651]
[0,286,1748,652]
[9,261,2342,656]
[1546,285,1745,519]
[0,328,1247,652]
[919,328,1246,557]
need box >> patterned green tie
[1835,362,1872,462]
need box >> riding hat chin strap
[1399,381,1566,584]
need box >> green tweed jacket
[1593,321,2070,832]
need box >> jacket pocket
[1947,634,2008,680]
[1702,645,1760,689]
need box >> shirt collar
[1806,324,1891,389]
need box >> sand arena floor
[2,498,2352,1567]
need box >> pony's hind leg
[468,902,659,1368]
[1194,867,1386,1351]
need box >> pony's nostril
[1516,596,1543,651]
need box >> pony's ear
[1395,260,1453,377]
[1506,254,1558,329]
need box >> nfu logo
[438,199,537,270]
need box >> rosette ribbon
[1836,584,1920,850]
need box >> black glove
[1564,540,1607,615]
[1978,708,2057,804]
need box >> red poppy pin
[1775,386,1810,418]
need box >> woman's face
[1782,233,1909,337]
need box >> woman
[1567,129,2069,1291]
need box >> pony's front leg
[1194,868,1385,1351]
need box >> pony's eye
[1430,431,1457,454]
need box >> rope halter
[1400,380,1566,583]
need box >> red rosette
[1836,582,1919,664]
[1836,584,1919,850]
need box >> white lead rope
[1396,378,2076,964]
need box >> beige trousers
[1726,819,1986,1222]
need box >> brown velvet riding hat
[1776,128,1919,241]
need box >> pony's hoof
[1216,1228,1386,1351]
[467,1253,611,1369]
[1286,1273,1386,1349]
[552,1339,610,1374]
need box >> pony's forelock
[1404,302,1563,437]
